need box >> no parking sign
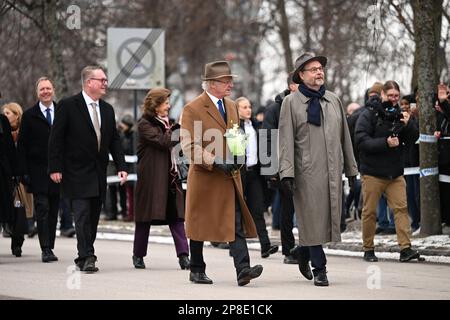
[107,28,165,90]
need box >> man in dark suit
[48,66,127,273]
[18,77,60,262]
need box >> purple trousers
[133,220,189,258]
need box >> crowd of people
[1,53,449,287]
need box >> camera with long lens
[381,101,404,122]
[366,96,404,136]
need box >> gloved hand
[281,177,295,197]
[170,123,181,131]
[348,176,356,193]
[214,156,240,175]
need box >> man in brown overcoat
[180,61,263,286]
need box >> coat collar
[201,91,228,129]
[30,101,56,126]
[74,92,107,147]
[296,89,332,104]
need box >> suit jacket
[48,92,126,200]
[18,102,60,195]
[180,91,257,242]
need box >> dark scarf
[299,83,326,126]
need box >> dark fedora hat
[201,60,237,80]
[292,52,327,84]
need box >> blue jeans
[377,194,395,230]
[271,189,281,229]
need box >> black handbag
[11,184,29,235]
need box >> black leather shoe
[261,245,279,258]
[237,265,263,286]
[399,247,420,262]
[290,246,313,280]
[283,254,299,264]
[42,249,58,262]
[313,269,329,287]
[82,256,99,273]
[178,255,190,270]
[133,255,146,269]
[12,246,22,257]
[363,250,378,262]
[189,272,213,284]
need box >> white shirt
[243,119,258,167]
[206,91,225,115]
[39,102,54,125]
[82,90,102,127]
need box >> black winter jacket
[355,106,419,179]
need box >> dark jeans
[271,189,281,229]
[279,187,295,256]
[133,219,189,257]
[345,179,361,218]
[241,169,271,251]
[34,193,59,250]
[70,198,102,263]
[405,174,420,230]
[190,197,250,276]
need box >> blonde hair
[235,97,250,108]
[1,102,23,128]
[141,87,171,117]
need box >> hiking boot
[399,247,420,262]
[363,250,378,262]
[313,269,329,287]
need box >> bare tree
[413,0,443,235]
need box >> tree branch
[388,0,414,37]
[5,0,43,30]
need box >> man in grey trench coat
[278,52,358,286]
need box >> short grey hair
[35,77,53,93]
[81,65,104,87]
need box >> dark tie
[45,108,52,125]
[217,99,226,122]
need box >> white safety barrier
[106,156,450,184]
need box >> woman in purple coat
[132,88,189,270]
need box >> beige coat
[279,90,358,245]
[181,92,257,242]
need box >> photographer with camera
[355,80,422,263]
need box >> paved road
[1,236,449,300]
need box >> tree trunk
[303,0,312,51]
[411,0,442,92]
[44,0,68,99]
[412,0,442,236]
[276,0,293,72]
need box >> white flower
[224,123,249,156]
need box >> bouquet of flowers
[224,123,249,157]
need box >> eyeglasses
[89,78,108,84]
[302,66,324,74]
[214,79,233,85]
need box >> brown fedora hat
[292,52,327,84]
[201,60,237,80]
